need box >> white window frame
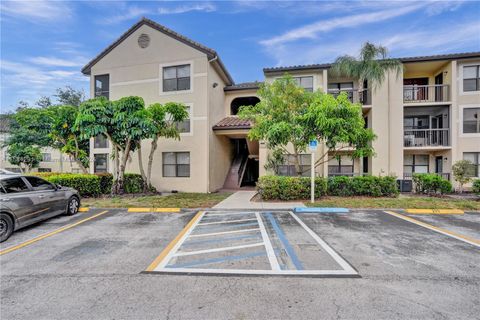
[459,104,480,137]
[459,62,480,95]
[273,74,317,91]
[179,103,193,137]
[159,60,194,96]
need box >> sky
[1,0,479,112]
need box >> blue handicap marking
[294,207,349,213]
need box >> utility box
[397,179,413,193]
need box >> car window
[1,177,30,193]
[24,176,55,191]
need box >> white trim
[111,78,158,87]
[459,104,480,138]
[288,211,357,274]
[458,62,480,96]
[188,228,260,238]
[159,60,194,96]
[255,212,281,271]
[156,211,206,269]
[174,242,264,257]
[198,218,257,226]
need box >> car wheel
[0,213,14,243]
[65,196,80,216]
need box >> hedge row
[473,179,480,195]
[257,175,398,200]
[412,173,452,195]
[34,172,144,197]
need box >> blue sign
[309,140,318,151]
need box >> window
[293,76,314,92]
[328,156,354,176]
[328,82,354,101]
[42,153,51,162]
[38,168,52,173]
[5,167,21,173]
[404,116,430,129]
[463,107,480,133]
[25,176,55,191]
[463,65,480,92]
[94,134,109,148]
[163,152,190,177]
[463,152,480,177]
[94,74,109,99]
[163,64,190,92]
[1,177,29,193]
[94,153,108,173]
[404,154,429,174]
[278,154,311,177]
[175,106,191,133]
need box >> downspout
[206,55,218,193]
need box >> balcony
[403,85,449,103]
[328,165,355,177]
[327,89,372,105]
[404,128,449,147]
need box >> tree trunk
[147,136,158,190]
[137,143,148,192]
[117,139,132,194]
[293,146,302,176]
[76,159,88,174]
[111,146,120,194]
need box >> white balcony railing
[403,84,449,103]
[404,128,450,147]
[327,89,372,105]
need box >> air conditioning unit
[397,179,413,193]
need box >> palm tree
[331,42,403,90]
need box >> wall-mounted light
[212,82,218,88]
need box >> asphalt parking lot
[0,208,479,319]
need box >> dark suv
[0,174,80,242]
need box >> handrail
[327,88,372,105]
[403,84,449,103]
[404,128,449,147]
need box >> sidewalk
[213,191,305,210]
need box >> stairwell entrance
[223,139,259,189]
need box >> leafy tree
[141,102,189,191]
[7,144,42,173]
[331,42,403,90]
[75,96,153,194]
[55,86,85,106]
[452,160,474,193]
[36,96,53,108]
[239,76,375,176]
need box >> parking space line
[174,242,264,257]
[198,218,257,226]
[0,210,109,256]
[188,228,260,238]
[384,211,480,248]
[204,212,256,217]
[405,209,464,214]
[265,212,303,270]
[288,211,358,274]
[78,207,89,212]
[146,211,206,271]
[167,251,266,269]
[182,234,261,246]
[255,212,281,271]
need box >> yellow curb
[145,211,204,271]
[127,208,181,213]
[406,209,464,214]
[78,207,89,212]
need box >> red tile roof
[212,117,251,130]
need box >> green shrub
[472,179,480,195]
[412,173,452,195]
[96,173,113,194]
[33,172,64,178]
[46,174,101,197]
[257,175,327,200]
[328,175,398,197]
[123,173,145,194]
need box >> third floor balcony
[327,88,372,105]
[403,84,450,104]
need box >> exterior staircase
[223,154,248,189]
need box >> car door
[0,177,38,228]
[23,176,67,218]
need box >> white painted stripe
[111,78,158,86]
[188,228,260,238]
[255,212,281,271]
[288,211,358,274]
[384,211,480,248]
[155,267,357,276]
[174,242,264,257]
[205,211,256,217]
[198,218,257,226]
[155,211,206,270]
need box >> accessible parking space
[146,210,358,277]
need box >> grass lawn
[306,195,480,210]
[81,192,232,209]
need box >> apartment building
[83,18,480,192]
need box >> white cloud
[0,0,72,21]
[102,6,150,25]
[260,3,427,47]
[28,56,87,68]
[157,2,216,15]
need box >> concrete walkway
[213,191,305,210]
